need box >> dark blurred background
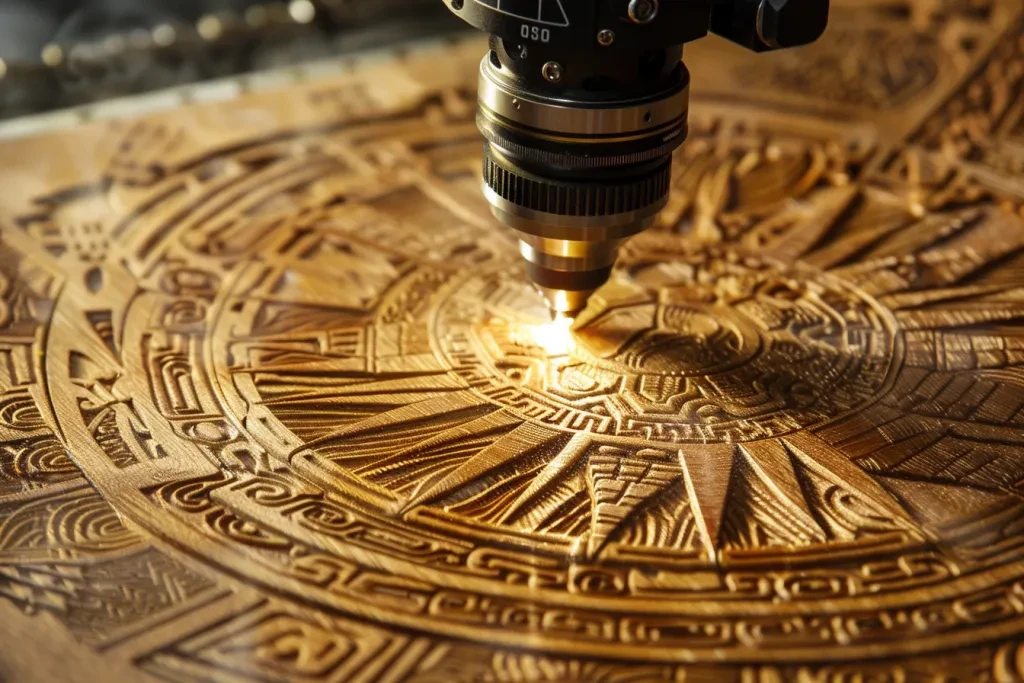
[0,0,465,120]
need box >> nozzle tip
[550,309,578,323]
[536,286,595,319]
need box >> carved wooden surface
[0,1,1023,680]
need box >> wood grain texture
[0,1,1023,679]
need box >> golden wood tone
[1,1,1024,679]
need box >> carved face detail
[574,291,760,377]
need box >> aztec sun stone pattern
[0,1,1024,680]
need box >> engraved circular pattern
[434,250,898,444]
[21,92,1024,670]
[0,7,1022,677]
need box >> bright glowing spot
[515,314,576,356]
[289,0,316,23]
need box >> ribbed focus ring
[483,148,672,218]
[478,113,688,170]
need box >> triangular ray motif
[403,423,568,511]
[308,392,495,466]
[678,443,735,561]
[257,372,463,403]
[720,459,820,550]
[498,432,591,526]
[612,483,699,551]
[737,440,826,543]
[849,209,1024,303]
[782,431,923,540]
[363,409,523,497]
[756,184,859,264]
[509,473,591,536]
[861,207,985,262]
[313,391,486,441]
[585,450,682,558]
[802,188,911,269]
[881,283,1013,312]
[250,372,469,440]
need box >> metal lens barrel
[442,0,828,314]
[476,54,689,313]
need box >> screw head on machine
[627,0,658,24]
[541,61,563,82]
[597,29,615,46]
